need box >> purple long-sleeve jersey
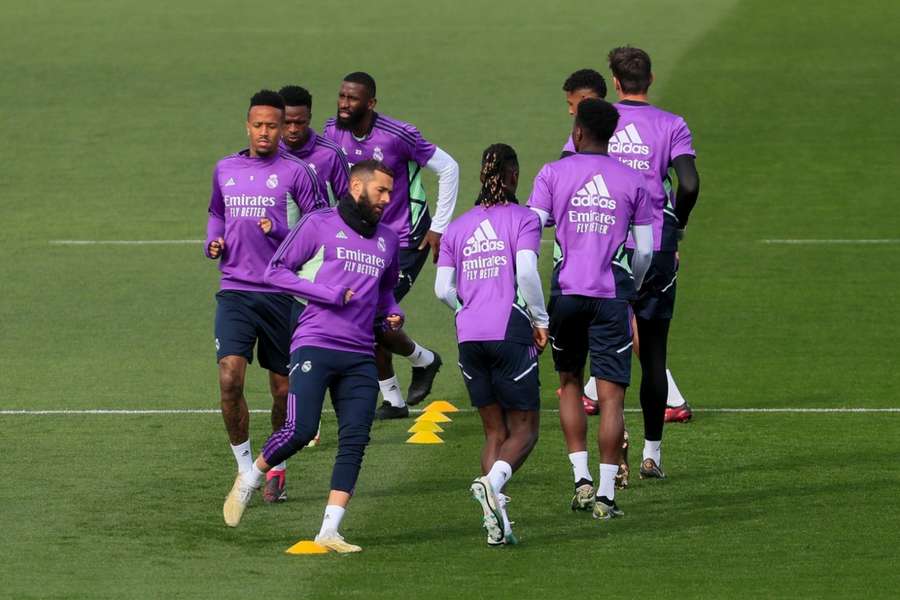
[279,128,350,204]
[438,203,542,344]
[264,208,402,355]
[323,114,436,248]
[205,150,326,293]
[528,152,653,299]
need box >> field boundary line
[49,239,204,245]
[760,239,900,245]
[1,407,897,416]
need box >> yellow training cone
[406,431,444,444]
[408,420,444,434]
[424,400,459,413]
[285,540,329,555]
[416,411,451,423]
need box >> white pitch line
[49,239,204,245]
[760,239,900,245]
[1,407,897,416]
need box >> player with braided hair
[435,145,548,546]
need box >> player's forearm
[631,224,653,290]
[514,251,549,328]
[672,155,700,229]
[434,266,458,310]
[264,262,346,305]
[204,215,225,258]
[425,147,459,233]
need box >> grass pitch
[1,0,898,598]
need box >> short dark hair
[608,46,652,94]
[343,72,377,99]
[576,98,619,143]
[248,89,285,113]
[478,144,518,207]
[350,159,394,180]
[279,85,312,109]
[562,69,607,98]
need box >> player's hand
[418,230,442,263]
[208,237,225,259]
[343,289,355,304]
[258,218,273,234]
[533,327,549,353]
[385,313,405,331]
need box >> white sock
[379,376,406,408]
[317,505,346,538]
[406,342,435,368]
[242,463,265,489]
[568,451,592,483]
[598,463,618,501]
[498,494,512,536]
[666,369,686,408]
[643,439,662,464]
[583,376,598,401]
[487,460,512,494]
[231,440,253,474]
[271,461,286,473]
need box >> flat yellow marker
[285,540,329,555]
[415,411,452,423]
[406,431,444,444]
[423,400,459,413]
[408,420,444,434]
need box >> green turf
[1,0,898,597]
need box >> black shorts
[631,250,678,320]
[548,295,633,386]
[214,290,292,375]
[457,341,541,411]
[394,246,430,302]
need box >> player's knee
[269,377,289,400]
[218,368,244,400]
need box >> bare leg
[218,355,249,445]
[595,378,625,464]
[558,371,587,452]
[478,404,507,474]
[269,371,289,433]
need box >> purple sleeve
[264,220,346,305]
[436,229,455,268]
[516,211,542,254]
[632,185,654,226]
[526,165,554,214]
[205,165,225,258]
[376,245,404,320]
[330,148,350,199]
[670,117,696,161]
[403,123,437,167]
[268,164,327,242]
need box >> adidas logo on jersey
[336,230,348,239]
[570,174,617,209]
[224,178,236,187]
[608,124,650,155]
[463,219,505,256]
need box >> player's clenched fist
[208,237,225,259]
[533,327,549,353]
[258,218,273,234]
[384,313,404,331]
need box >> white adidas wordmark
[571,174,616,208]
[463,219,505,256]
[609,123,650,155]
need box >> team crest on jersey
[373,146,384,161]
[301,360,312,373]
[266,174,278,189]
[377,237,386,252]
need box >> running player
[222,160,403,553]
[323,72,459,419]
[528,99,653,518]
[581,49,700,431]
[435,144,548,545]
[278,85,350,204]
[205,90,325,505]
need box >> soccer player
[435,144,548,545]
[205,90,325,505]
[278,85,350,204]
[560,68,607,159]
[323,72,460,419]
[222,160,403,553]
[528,99,653,519]
[591,47,701,479]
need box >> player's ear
[369,97,377,111]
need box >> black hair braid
[477,143,518,207]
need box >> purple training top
[264,208,402,355]
[279,128,350,204]
[527,152,652,299]
[438,203,542,344]
[561,102,695,250]
[323,114,436,248]
[205,150,326,293]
